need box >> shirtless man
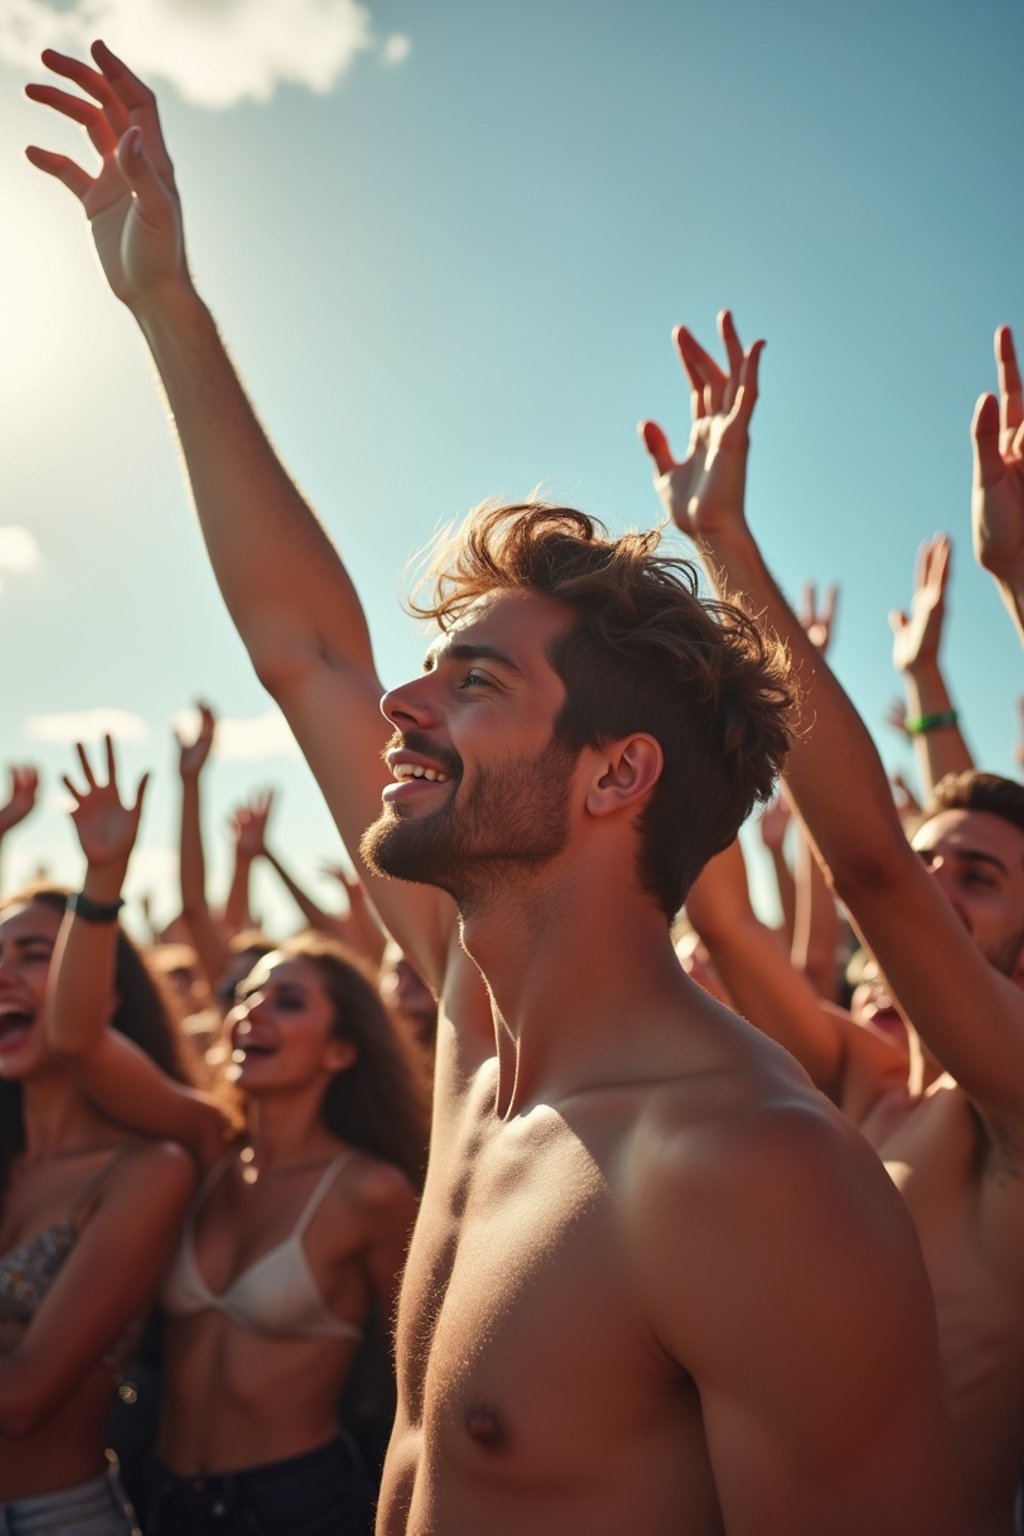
[28,47,962,1533]
[642,309,1024,1535]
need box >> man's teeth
[392,764,450,783]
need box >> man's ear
[584,734,663,818]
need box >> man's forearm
[134,287,375,677]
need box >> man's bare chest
[394,1101,664,1459]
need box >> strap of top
[293,1152,353,1239]
[67,1144,135,1228]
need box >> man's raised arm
[27,43,454,989]
[640,311,1024,1137]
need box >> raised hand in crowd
[176,701,215,781]
[972,325,1024,644]
[62,737,148,905]
[889,535,973,798]
[173,702,231,997]
[228,792,363,951]
[224,790,273,934]
[640,310,763,552]
[890,770,922,825]
[0,765,40,893]
[0,765,40,838]
[799,581,838,654]
[319,860,387,969]
[885,696,911,739]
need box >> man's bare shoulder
[627,1049,920,1325]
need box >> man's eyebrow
[423,642,525,677]
[917,846,1009,876]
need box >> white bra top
[161,1152,362,1341]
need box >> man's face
[911,808,1024,977]
[362,590,581,906]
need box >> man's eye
[459,671,491,690]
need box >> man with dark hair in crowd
[28,47,962,1534]
[642,307,1024,1535]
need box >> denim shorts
[147,1434,374,1536]
[0,1459,139,1535]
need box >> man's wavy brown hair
[410,502,795,917]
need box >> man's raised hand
[972,326,1024,588]
[63,735,148,873]
[640,310,765,541]
[25,41,189,311]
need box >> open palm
[64,738,149,870]
[641,311,765,540]
[26,42,187,309]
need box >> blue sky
[0,0,1021,934]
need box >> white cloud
[0,527,40,592]
[382,32,411,65]
[25,707,150,745]
[121,844,178,899]
[0,0,391,110]
[172,704,300,762]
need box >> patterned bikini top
[0,1147,132,1326]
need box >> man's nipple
[464,1403,507,1452]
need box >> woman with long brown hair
[0,868,194,1533]
[49,740,428,1536]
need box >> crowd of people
[2,33,1023,1536]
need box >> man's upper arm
[638,1105,962,1536]
[266,653,455,992]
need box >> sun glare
[0,190,79,411]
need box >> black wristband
[68,891,124,924]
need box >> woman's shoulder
[99,1136,197,1207]
[330,1146,417,1222]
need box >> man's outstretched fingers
[972,392,1004,487]
[40,48,128,129]
[639,420,676,477]
[718,310,745,380]
[24,144,93,201]
[731,339,765,428]
[92,39,160,116]
[25,82,117,157]
[997,325,1022,437]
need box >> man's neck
[457,865,687,1119]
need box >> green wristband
[905,709,959,736]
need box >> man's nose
[381,674,440,730]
